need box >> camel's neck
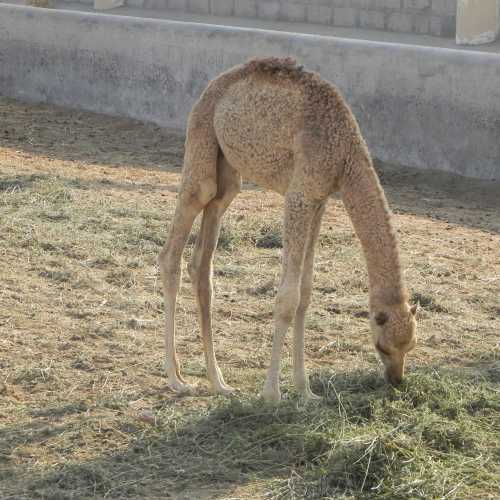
[340,151,407,309]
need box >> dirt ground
[0,97,499,499]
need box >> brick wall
[78,0,458,37]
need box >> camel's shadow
[2,360,497,499]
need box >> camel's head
[370,302,417,385]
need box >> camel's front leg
[293,203,325,402]
[262,192,319,403]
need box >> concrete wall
[0,4,499,180]
[70,0,458,37]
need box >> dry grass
[0,97,499,499]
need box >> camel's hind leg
[293,203,326,401]
[159,123,218,393]
[262,191,320,402]
[187,156,241,394]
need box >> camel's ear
[375,312,389,326]
[410,304,418,316]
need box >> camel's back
[214,71,306,192]
[215,75,303,153]
[200,58,362,194]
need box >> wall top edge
[1,3,499,62]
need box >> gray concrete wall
[0,4,499,180]
[68,0,458,36]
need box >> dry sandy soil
[0,97,499,499]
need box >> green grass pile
[4,367,497,499]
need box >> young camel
[159,57,417,402]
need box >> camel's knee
[297,285,313,315]
[181,177,217,209]
[158,246,183,288]
[199,178,217,206]
[275,286,301,324]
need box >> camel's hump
[243,57,304,76]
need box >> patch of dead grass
[1,97,499,499]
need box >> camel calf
[159,58,417,402]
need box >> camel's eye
[376,342,391,356]
[375,312,389,326]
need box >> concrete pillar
[456,0,500,45]
[94,0,124,10]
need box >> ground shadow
[374,161,500,235]
[0,172,180,196]
[0,97,185,173]
[1,97,498,234]
[0,370,388,499]
[1,357,497,499]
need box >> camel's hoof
[168,379,194,394]
[164,360,188,384]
